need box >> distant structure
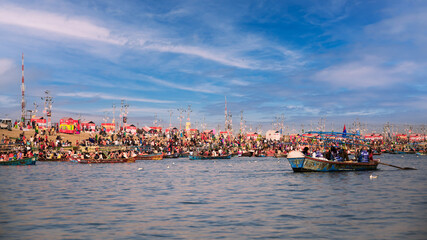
[41,90,53,128]
[21,53,26,122]
[177,107,185,131]
[224,96,232,132]
[224,96,228,131]
[120,99,129,129]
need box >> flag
[342,124,347,138]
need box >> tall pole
[21,53,26,123]
[187,104,192,130]
[240,110,243,134]
[224,96,228,131]
[168,109,173,129]
[177,108,185,131]
[112,103,116,124]
[41,90,53,128]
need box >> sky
[0,0,426,132]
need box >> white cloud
[57,92,174,104]
[229,79,250,86]
[0,95,17,106]
[146,76,225,94]
[0,59,14,75]
[365,10,427,43]
[144,44,253,69]
[0,5,126,45]
[312,59,420,88]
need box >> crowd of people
[1,123,426,162]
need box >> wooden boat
[241,151,253,157]
[189,155,232,160]
[71,157,136,164]
[135,153,163,160]
[163,153,180,158]
[286,151,378,172]
[38,157,69,162]
[0,156,37,166]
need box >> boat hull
[189,155,232,160]
[72,157,136,164]
[135,153,163,160]
[0,156,37,166]
[286,151,378,172]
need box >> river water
[0,154,426,239]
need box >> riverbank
[0,128,92,144]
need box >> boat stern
[286,151,307,172]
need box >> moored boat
[135,153,163,160]
[286,151,378,172]
[163,152,180,158]
[0,156,37,166]
[38,156,69,162]
[70,157,136,164]
[189,155,232,160]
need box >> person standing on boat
[358,147,369,163]
[368,148,374,161]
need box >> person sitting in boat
[203,150,210,157]
[17,151,23,160]
[325,148,332,160]
[331,147,343,161]
[302,146,310,156]
[311,147,323,158]
[339,147,350,161]
[358,147,369,163]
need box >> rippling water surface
[1,154,426,239]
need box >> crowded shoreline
[1,122,426,163]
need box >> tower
[168,109,173,129]
[224,96,228,131]
[41,90,53,128]
[21,53,26,122]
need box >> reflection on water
[0,154,426,239]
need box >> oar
[379,162,417,170]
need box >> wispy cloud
[98,107,169,114]
[0,5,126,45]
[144,44,253,69]
[365,10,427,43]
[144,76,226,94]
[0,95,18,106]
[0,58,14,76]
[57,92,174,104]
[312,58,420,88]
[229,79,250,86]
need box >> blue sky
[0,0,426,131]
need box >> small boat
[241,151,253,157]
[286,151,378,172]
[38,156,69,162]
[135,153,163,160]
[71,157,136,164]
[163,153,180,159]
[0,156,37,166]
[189,155,232,160]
